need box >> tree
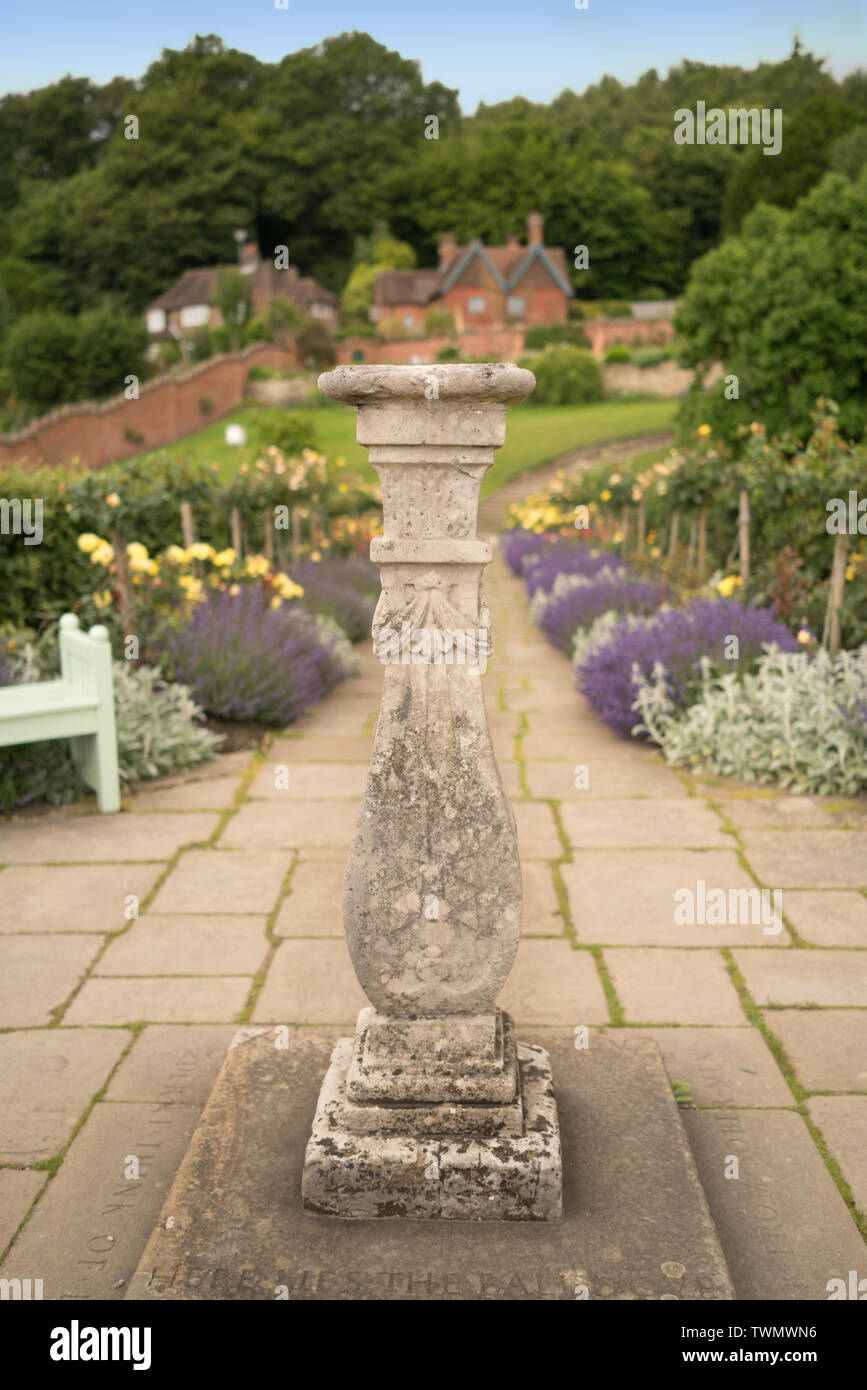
[340,226,416,320]
[676,169,867,442]
[722,98,861,234]
[75,303,148,399]
[4,309,79,412]
[215,268,253,347]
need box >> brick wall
[337,329,525,366]
[0,341,297,472]
[583,317,674,356]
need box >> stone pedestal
[301,364,562,1220]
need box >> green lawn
[125,397,678,496]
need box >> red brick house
[144,243,337,354]
[371,213,572,333]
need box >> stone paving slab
[521,731,654,763]
[807,1097,867,1215]
[560,799,728,849]
[738,830,867,889]
[0,1101,201,1300]
[781,890,867,947]
[604,948,744,1025]
[252,939,368,1024]
[624,1027,794,1108]
[0,813,220,863]
[520,861,564,935]
[733,949,867,1007]
[0,1169,45,1255]
[763,1010,867,1091]
[269,736,373,762]
[274,861,344,937]
[248,761,368,800]
[561,849,790,946]
[96,915,270,977]
[64,977,251,1026]
[715,795,859,830]
[0,863,163,933]
[0,935,102,1027]
[148,849,289,914]
[499,940,609,1025]
[129,777,241,811]
[512,801,562,858]
[524,759,686,799]
[0,1028,130,1163]
[221,799,358,850]
[105,1025,239,1105]
[682,1109,867,1300]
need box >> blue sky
[0,0,863,109]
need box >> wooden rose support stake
[301,364,562,1221]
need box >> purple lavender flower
[160,587,347,725]
[286,555,379,642]
[539,574,667,654]
[578,597,799,738]
[500,529,557,575]
[524,545,628,597]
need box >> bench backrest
[59,613,114,705]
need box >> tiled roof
[374,242,573,306]
[374,269,443,307]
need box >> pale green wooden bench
[0,613,121,812]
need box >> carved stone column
[301,364,562,1221]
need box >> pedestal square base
[302,1038,560,1219]
[125,1029,735,1301]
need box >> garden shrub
[604,344,632,363]
[634,645,867,795]
[523,323,589,351]
[526,346,603,405]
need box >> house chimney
[438,233,457,268]
[239,241,260,275]
[506,235,521,251]
[527,211,544,246]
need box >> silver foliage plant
[633,646,867,796]
[529,566,623,625]
[112,662,222,783]
[312,613,360,677]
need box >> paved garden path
[1,525,865,1300]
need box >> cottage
[144,243,337,354]
[371,212,572,333]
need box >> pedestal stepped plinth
[301,364,562,1221]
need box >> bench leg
[69,730,121,814]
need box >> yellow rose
[77,533,105,554]
[187,542,215,562]
[716,575,742,597]
[600,489,612,502]
[213,548,237,568]
[105,492,121,507]
[165,545,187,565]
[697,424,712,437]
[92,589,113,609]
[90,542,114,567]
[244,554,270,578]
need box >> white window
[146,308,166,334]
[507,296,525,318]
[310,302,332,319]
[468,296,486,314]
[179,304,210,328]
[403,314,415,328]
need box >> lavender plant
[539,572,667,655]
[577,598,798,738]
[160,586,348,725]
